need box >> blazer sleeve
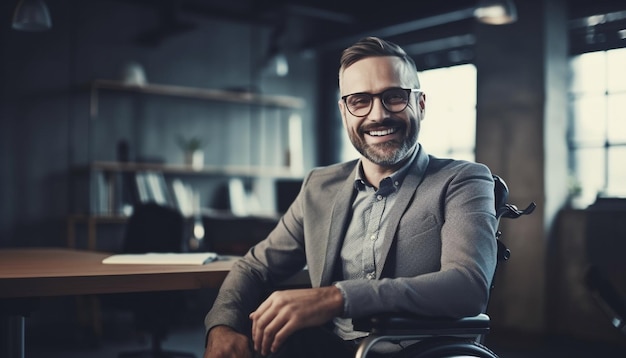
[204,172,312,337]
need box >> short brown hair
[339,37,420,88]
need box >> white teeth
[368,128,396,136]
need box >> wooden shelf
[73,161,302,179]
[90,79,305,110]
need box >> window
[418,64,476,161]
[569,48,626,207]
[340,64,477,162]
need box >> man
[204,36,498,358]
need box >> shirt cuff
[334,282,350,317]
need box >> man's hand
[204,325,252,358]
[249,286,344,356]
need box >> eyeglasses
[341,88,422,117]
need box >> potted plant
[177,136,205,170]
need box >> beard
[349,118,419,166]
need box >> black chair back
[123,202,184,254]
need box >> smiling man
[339,51,423,186]
[203,37,498,358]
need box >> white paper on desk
[102,252,218,265]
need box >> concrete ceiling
[110,0,626,53]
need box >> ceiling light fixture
[12,0,52,32]
[263,20,289,77]
[267,52,289,77]
[474,0,517,25]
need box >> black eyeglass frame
[341,88,422,117]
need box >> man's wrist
[206,325,233,347]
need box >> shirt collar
[353,144,420,194]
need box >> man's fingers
[261,310,295,355]
[251,300,295,355]
[250,299,273,352]
[249,287,344,355]
[270,319,299,353]
[251,312,266,352]
[252,309,277,352]
[250,314,257,351]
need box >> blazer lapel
[376,150,430,277]
[319,167,358,286]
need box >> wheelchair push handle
[500,202,536,219]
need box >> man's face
[338,56,425,167]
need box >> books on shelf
[90,170,119,215]
[134,171,172,206]
[171,178,195,217]
[87,169,176,215]
[96,170,109,214]
[228,177,263,216]
[134,171,149,204]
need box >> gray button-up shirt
[334,147,419,340]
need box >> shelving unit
[69,79,306,250]
[89,79,305,118]
[76,160,299,177]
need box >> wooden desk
[0,247,237,358]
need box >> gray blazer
[205,147,498,336]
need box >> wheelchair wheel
[392,337,499,358]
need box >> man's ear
[338,100,349,130]
[338,100,347,118]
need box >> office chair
[114,202,196,358]
[353,175,536,358]
[201,214,278,256]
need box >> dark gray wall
[0,0,318,247]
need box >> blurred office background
[1,0,626,356]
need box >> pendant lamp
[12,0,52,32]
[474,0,517,25]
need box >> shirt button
[366,272,376,280]
[376,195,383,201]
[370,234,376,241]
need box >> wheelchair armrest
[353,313,490,336]
[585,265,626,332]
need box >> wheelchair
[353,175,536,358]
